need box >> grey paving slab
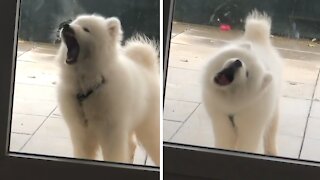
[300,138,320,161]
[11,114,47,134]
[163,120,182,141]
[278,97,311,137]
[9,133,31,152]
[310,101,320,119]
[170,104,214,148]
[164,99,199,122]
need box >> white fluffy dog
[202,10,282,155]
[56,14,160,165]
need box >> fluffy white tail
[124,34,159,71]
[244,10,271,44]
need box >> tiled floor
[10,41,153,166]
[164,22,320,162]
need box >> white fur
[202,10,282,155]
[56,14,159,165]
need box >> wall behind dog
[18,0,160,43]
[174,0,320,39]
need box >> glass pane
[164,0,320,162]
[10,0,160,167]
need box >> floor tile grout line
[17,60,37,63]
[168,103,201,141]
[16,49,31,57]
[13,113,48,117]
[282,96,312,101]
[282,95,316,101]
[298,68,320,159]
[13,97,56,103]
[171,31,184,39]
[304,136,320,141]
[13,112,55,117]
[11,132,32,136]
[16,81,57,87]
[278,132,304,139]
[15,97,56,102]
[17,43,38,58]
[168,66,202,72]
[164,119,184,123]
[171,27,191,39]
[170,42,192,46]
[17,49,33,58]
[143,155,148,165]
[15,82,56,88]
[277,47,320,56]
[18,106,58,151]
[134,142,148,165]
[165,98,200,104]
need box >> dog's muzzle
[62,24,80,65]
[214,59,242,86]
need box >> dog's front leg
[100,126,130,164]
[235,116,265,153]
[206,109,237,150]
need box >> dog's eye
[83,27,90,33]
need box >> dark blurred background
[18,0,159,43]
[174,0,320,39]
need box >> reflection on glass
[10,0,159,167]
[164,0,320,162]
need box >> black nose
[62,23,70,29]
[61,23,74,36]
[233,59,242,68]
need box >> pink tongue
[218,74,230,86]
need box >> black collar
[76,76,106,103]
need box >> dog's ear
[106,17,123,39]
[261,73,272,91]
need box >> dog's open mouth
[62,25,79,65]
[215,72,233,86]
[214,59,242,86]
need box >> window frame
[0,1,159,179]
[163,0,320,179]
